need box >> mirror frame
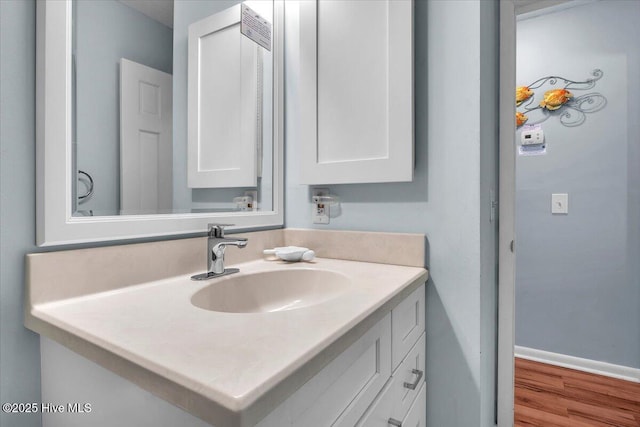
[36,0,284,246]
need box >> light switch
[551,193,568,214]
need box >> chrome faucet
[191,224,248,280]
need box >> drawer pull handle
[388,418,402,427]
[403,369,424,390]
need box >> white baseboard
[515,345,640,383]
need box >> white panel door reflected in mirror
[120,59,173,215]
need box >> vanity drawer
[392,284,425,370]
[289,313,392,427]
[388,333,426,422]
[399,382,427,427]
[356,342,427,427]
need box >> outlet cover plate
[312,188,330,224]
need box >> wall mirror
[36,0,283,246]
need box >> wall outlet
[245,190,258,211]
[312,188,330,224]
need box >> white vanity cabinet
[298,0,414,185]
[38,280,426,427]
[30,231,428,427]
[40,284,426,427]
[258,284,426,427]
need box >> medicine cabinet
[298,0,414,185]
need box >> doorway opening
[499,1,640,425]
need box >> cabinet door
[392,284,425,370]
[299,0,414,185]
[188,4,259,188]
[289,313,392,426]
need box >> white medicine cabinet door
[188,5,260,189]
[299,0,414,185]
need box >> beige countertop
[27,258,427,426]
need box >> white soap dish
[263,246,316,262]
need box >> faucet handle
[208,223,234,238]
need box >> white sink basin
[191,268,352,313]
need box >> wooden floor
[515,357,640,427]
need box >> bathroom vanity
[31,0,423,424]
[25,229,427,427]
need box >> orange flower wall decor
[515,70,606,128]
[539,89,573,111]
[516,111,528,127]
[516,86,534,106]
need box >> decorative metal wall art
[515,69,607,128]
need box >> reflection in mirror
[71,0,273,217]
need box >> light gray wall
[515,0,640,369]
[285,1,499,425]
[0,1,42,426]
[75,0,173,215]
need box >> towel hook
[78,170,94,200]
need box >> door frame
[497,1,577,425]
[497,1,516,425]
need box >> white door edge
[497,0,516,426]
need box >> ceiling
[118,0,174,29]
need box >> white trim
[515,346,640,384]
[36,0,285,247]
[497,0,517,425]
